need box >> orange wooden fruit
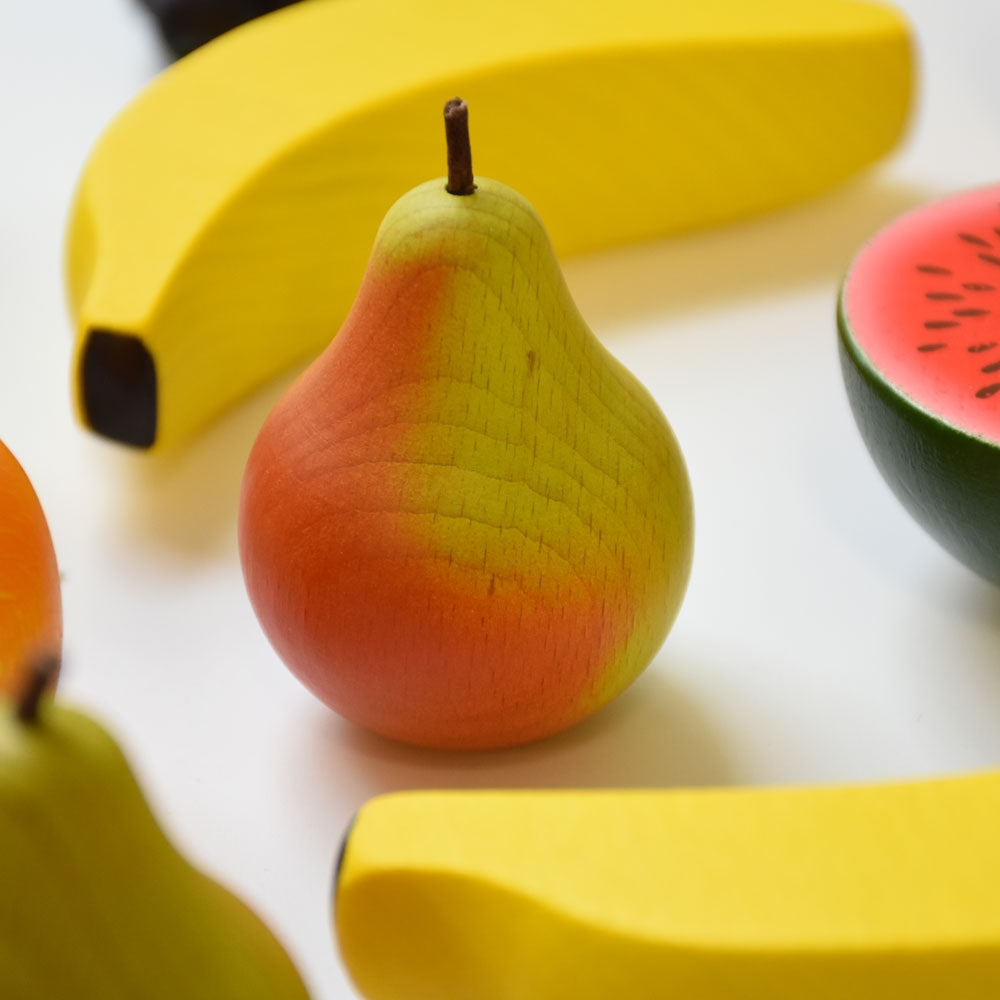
[0,440,62,696]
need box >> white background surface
[3,1,1000,996]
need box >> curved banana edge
[66,0,913,451]
[335,778,1000,999]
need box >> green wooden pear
[0,658,310,999]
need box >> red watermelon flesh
[842,183,1000,444]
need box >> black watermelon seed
[954,308,991,317]
[979,253,1000,267]
[969,343,998,353]
[926,292,964,301]
[982,361,1000,373]
[918,343,948,352]
[960,232,993,247]
[924,320,960,329]
[963,282,996,291]
[976,383,1000,399]
[917,265,952,275]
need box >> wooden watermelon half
[839,183,1000,585]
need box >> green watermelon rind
[837,291,1000,585]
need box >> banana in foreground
[66,0,912,450]
[336,779,1000,999]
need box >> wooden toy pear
[239,101,694,749]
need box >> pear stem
[15,653,59,725]
[444,98,475,196]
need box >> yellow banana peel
[336,778,1000,999]
[66,0,912,450]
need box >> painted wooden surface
[0,695,311,998]
[339,781,1000,998]
[239,177,693,749]
[66,0,912,449]
[0,441,61,696]
[840,182,1000,584]
[4,2,999,998]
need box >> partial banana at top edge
[66,0,913,451]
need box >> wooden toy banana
[336,779,1000,999]
[66,0,912,450]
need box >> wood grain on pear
[239,127,693,748]
[0,441,61,696]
